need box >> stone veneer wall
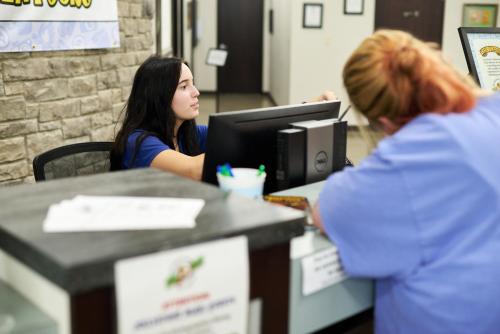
[0,0,155,185]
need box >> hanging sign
[0,0,120,52]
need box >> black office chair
[33,142,113,182]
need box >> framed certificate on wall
[459,27,500,91]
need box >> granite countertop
[0,169,305,294]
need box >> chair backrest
[33,142,114,182]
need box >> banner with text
[0,0,119,52]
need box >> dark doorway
[375,0,445,46]
[217,0,263,93]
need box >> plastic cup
[217,168,266,199]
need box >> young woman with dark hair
[111,56,206,180]
[313,30,500,333]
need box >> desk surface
[0,169,306,294]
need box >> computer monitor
[458,27,500,91]
[202,100,341,193]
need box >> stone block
[64,136,90,146]
[24,79,68,102]
[0,119,37,139]
[91,125,115,141]
[49,56,101,77]
[2,59,51,81]
[0,160,29,182]
[142,32,154,49]
[97,70,119,90]
[111,88,123,103]
[122,18,138,37]
[101,54,122,70]
[39,120,61,132]
[113,103,125,122]
[62,117,91,139]
[4,82,24,96]
[137,19,152,34]
[121,53,136,66]
[121,86,132,101]
[135,50,152,64]
[0,96,26,121]
[26,103,39,118]
[117,66,138,87]
[117,1,129,17]
[98,90,114,111]
[124,37,143,52]
[0,137,26,163]
[26,130,64,160]
[129,3,143,18]
[39,99,80,122]
[68,75,97,97]
[80,95,100,115]
[91,111,113,128]
[67,56,101,76]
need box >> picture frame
[462,4,498,28]
[344,0,364,15]
[458,27,500,91]
[303,3,323,29]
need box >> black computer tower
[276,128,305,190]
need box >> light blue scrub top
[319,94,500,333]
[122,125,208,169]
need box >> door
[375,0,445,46]
[217,0,264,93]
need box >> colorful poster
[0,0,119,52]
[115,236,249,334]
[467,33,500,91]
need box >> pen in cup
[217,163,234,177]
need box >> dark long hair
[111,56,201,170]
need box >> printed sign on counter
[115,236,249,334]
[301,246,347,296]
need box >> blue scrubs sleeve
[123,132,170,169]
[318,152,421,278]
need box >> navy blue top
[319,94,500,333]
[122,125,208,169]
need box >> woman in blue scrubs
[111,56,207,180]
[313,30,500,333]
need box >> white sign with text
[115,236,249,334]
[301,246,346,296]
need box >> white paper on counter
[43,195,205,232]
[301,246,347,296]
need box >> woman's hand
[307,90,337,103]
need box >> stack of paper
[43,195,205,233]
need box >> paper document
[43,195,205,232]
[301,246,347,296]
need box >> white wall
[275,0,374,124]
[442,0,500,74]
[193,0,217,91]
[269,0,292,105]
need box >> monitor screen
[458,27,500,91]
[202,100,341,193]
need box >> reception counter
[274,181,374,334]
[0,169,306,334]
